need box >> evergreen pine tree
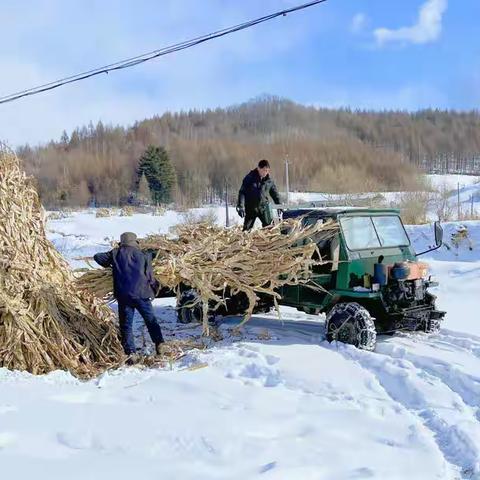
[137,145,177,204]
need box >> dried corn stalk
[78,218,338,333]
[0,144,123,377]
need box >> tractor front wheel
[420,315,442,334]
[325,302,377,351]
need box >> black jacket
[237,169,281,211]
[93,245,159,303]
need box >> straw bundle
[120,206,134,217]
[151,206,166,216]
[0,145,123,377]
[47,210,72,221]
[78,219,338,333]
[96,208,113,218]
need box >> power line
[0,0,327,106]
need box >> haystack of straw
[47,210,73,221]
[78,218,338,333]
[96,208,113,218]
[0,145,123,377]
[120,206,135,217]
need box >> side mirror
[434,221,443,247]
[417,221,444,256]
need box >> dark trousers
[243,206,273,231]
[117,298,164,355]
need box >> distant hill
[18,96,480,207]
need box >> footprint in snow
[238,348,259,359]
[348,467,375,479]
[56,431,104,451]
[259,461,277,474]
[265,354,280,365]
[239,363,282,387]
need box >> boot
[155,341,166,356]
[125,353,140,365]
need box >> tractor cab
[283,207,415,287]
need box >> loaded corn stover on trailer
[173,206,445,351]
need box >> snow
[426,174,480,191]
[406,221,480,337]
[287,191,393,205]
[2,203,480,479]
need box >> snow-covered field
[2,207,480,479]
[289,173,480,222]
[426,174,480,191]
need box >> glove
[236,206,245,218]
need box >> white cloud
[351,13,367,34]
[374,0,448,46]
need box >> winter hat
[120,232,138,247]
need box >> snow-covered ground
[426,174,480,191]
[2,207,480,480]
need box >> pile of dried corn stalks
[78,217,338,333]
[120,206,135,217]
[96,208,113,218]
[0,145,124,377]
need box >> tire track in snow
[218,341,462,478]
[330,342,480,478]
[377,339,480,414]
[436,331,480,361]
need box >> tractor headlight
[419,263,429,280]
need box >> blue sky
[0,0,478,145]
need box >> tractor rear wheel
[176,289,203,324]
[325,302,376,351]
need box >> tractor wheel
[419,294,442,334]
[176,289,203,324]
[421,316,441,334]
[325,302,377,351]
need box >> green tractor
[175,207,445,351]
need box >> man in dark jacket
[94,232,164,358]
[236,159,282,231]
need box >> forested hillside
[17,96,480,207]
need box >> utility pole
[225,180,230,227]
[417,135,421,169]
[285,156,290,206]
[457,182,461,220]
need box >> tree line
[17,96,480,208]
